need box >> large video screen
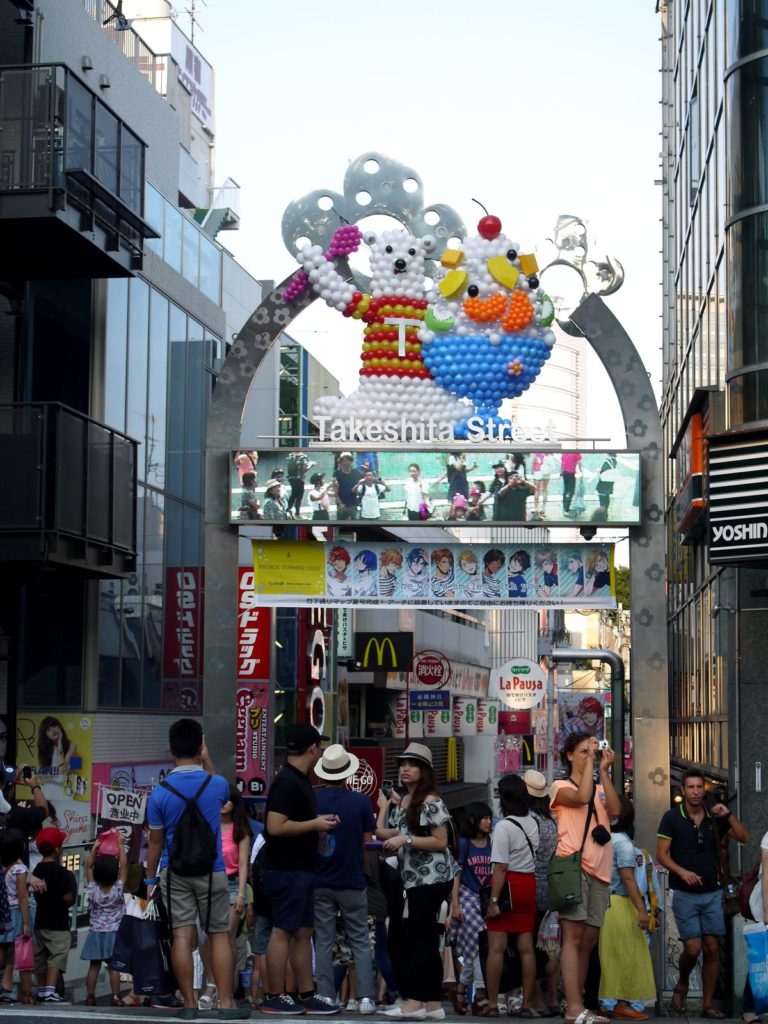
[231,449,641,527]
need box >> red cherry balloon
[478,215,502,240]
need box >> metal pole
[546,659,555,785]
[549,648,625,794]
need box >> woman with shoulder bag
[484,775,540,1017]
[376,743,458,1020]
[525,770,562,1015]
[550,734,621,1024]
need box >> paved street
[0,1009,746,1024]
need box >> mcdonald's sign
[354,632,413,672]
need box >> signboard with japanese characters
[237,569,271,680]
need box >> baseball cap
[285,722,329,754]
[36,827,67,854]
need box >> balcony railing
[80,0,164,93]
[0,403,138,576]
[0,64,158,271]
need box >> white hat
[397,742,433,767]
[523,769,548,799]
[264,479,282,492]
[315,743,360,782]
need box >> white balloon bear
[293,226,468,436]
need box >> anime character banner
[252,541,617,609]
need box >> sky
[189,1,662,444]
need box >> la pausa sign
[315,414,553,444]
[491,657,547,710]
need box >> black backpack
[160,775,217,929]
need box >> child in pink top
[220,785,252,993]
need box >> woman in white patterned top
[376,743,458,1020]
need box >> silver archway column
[570,295,669,841]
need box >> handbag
[479,880,513,917]
[14,934,34,972]
[715,823,743,917]
[546,784,596,912]
[740,864,760,921]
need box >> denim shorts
[262,869,314,933]
[671,889,725,940]
[251,915,272,955]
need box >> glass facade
[661,0,729,776]
[97,276,220,709]
[144,182,222,304]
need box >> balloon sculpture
[420,211,556,436]
[290,226,469,434]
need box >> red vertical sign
[235,682,270,798]
[237,569,271,679]
[162,567,204,710]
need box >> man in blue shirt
[146,718,248,1020]
[314,745,377,1014]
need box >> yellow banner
[253,541,326,595]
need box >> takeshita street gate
[203,154,669,842]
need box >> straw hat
[264,479,282,492]
[523,769,548,799]
[315,743,359,782]
[397,742,433,767]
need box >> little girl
[219,785,251,995]
[82,832,127,1006]
[449,803,493,1016]
[0,828,34,1004]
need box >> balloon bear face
[364,229,436,298]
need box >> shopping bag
[571,477,586,516]
[110,903,175,995]
[745,926,768,1014]
[14,935,34,972]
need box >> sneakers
[359,999,377,1015]
[347,1000,361,1012]
[41,992,68,1003]
[300,995,341,1015]
[261,995,305,1015]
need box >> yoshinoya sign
[709,432,768,564]
[413,651,451,688]
[489,658,547,710]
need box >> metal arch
[204,284,669,842]
[569,293,669,844]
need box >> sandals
[450,983,469,1016]
[670,985,688,1017]
[564,1013,610,1024]
[517,1011,550,1019]
[479,1008,500,1018]
[473,992,491,1016]
[702,1010,727,1020]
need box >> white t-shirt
[404,477,426,512]
[749,830,768,923]
[490,814,539,872]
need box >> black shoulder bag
[479,817,535,917]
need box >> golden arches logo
[362,636,398,669]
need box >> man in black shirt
[32,827,75,1003]
[261,723,339,1016]
[657,768,748,1018]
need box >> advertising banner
[237,569,271,680]
[345,747,385,812]
[234,449,640,527]
[253,541,617,609]
[16,712,94,847]
[558,691,609,740]
[410,690,451,711]
[235,682,270,799]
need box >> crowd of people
[233,451,630,523]
[0,720,761,1021]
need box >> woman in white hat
[376,743,458,1020]
[524,770,562,1015]
[261,480,287,521]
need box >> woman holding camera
[551,734,621,1024]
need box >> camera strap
[568,779,597,853]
